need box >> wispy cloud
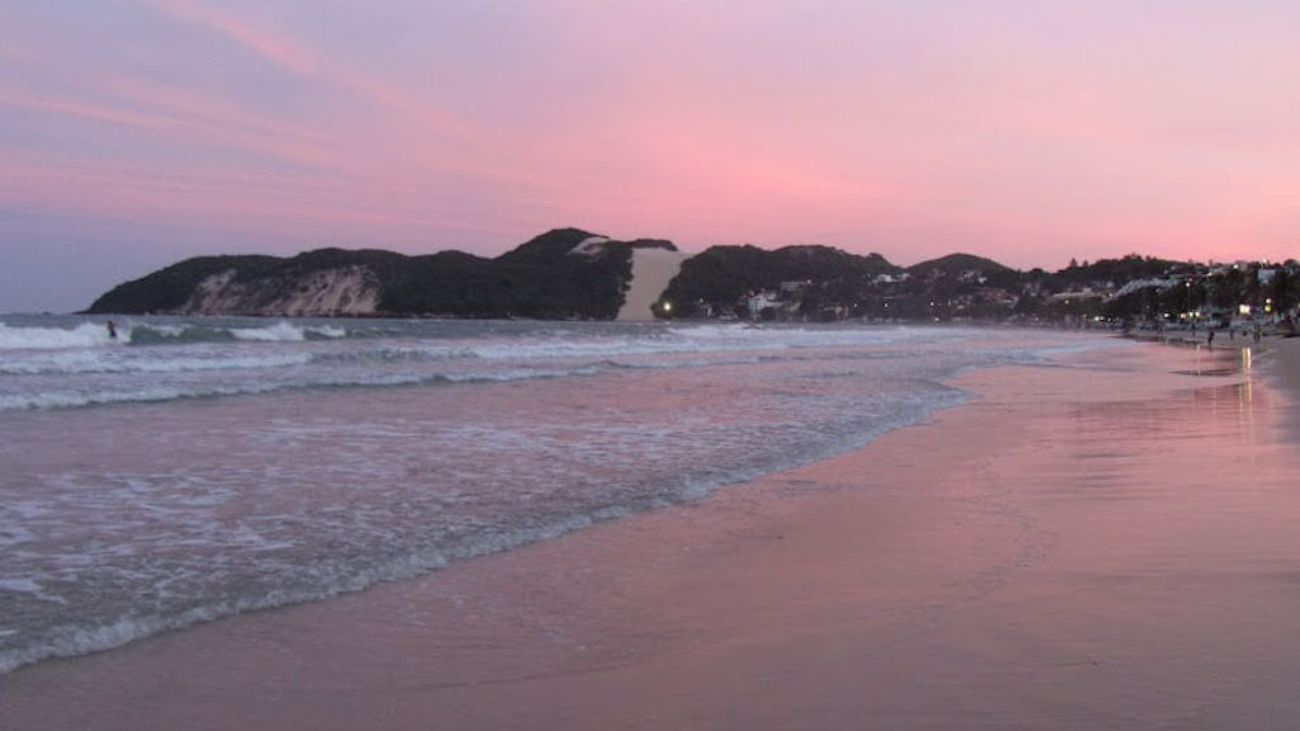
[144,0,319,76]
[143,0,469,139]
[104,77,353,174]
[0,88,167,130]
[0,151,487,241]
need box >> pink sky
[2,0,1298,312]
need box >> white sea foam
[0,578,43,594]
[0,350,312,376]
[314,345,481,364]
[0,322,122,350]
[147,323,188,337]
[666,323,931,350]
[230,321,309,342]
[0,364,605,412]
[0,492,738,674]
[0,383,281,412]
[470,339,670,361]
[307,325,347,339]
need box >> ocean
[0,314,1112,675]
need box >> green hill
[87,229,674,319]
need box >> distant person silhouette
[107,320,117,340]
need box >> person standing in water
[106,320,117,340]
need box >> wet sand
[1267,336,1300,437]
[4,340,1300,730]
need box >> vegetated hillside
[659,244,900,317]
[907,253,1010,277]
[87,228,675,318]
[1043,254,1185,292]
[90,228,1290,324]
[375,229,642,318]
[906,252,1021,292]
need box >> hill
[907,253,1010,277]
[86,229,674,319]
[88,229,1295,325]
[659,244,899,318]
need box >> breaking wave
[0,365,601,412]
[0,322,120,350]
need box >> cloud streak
[0,88,167,130]
[144,0,320,77]
[144,0,470,140]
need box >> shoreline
[3,339,1299,729]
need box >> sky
[2,1,1299,313]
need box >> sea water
[0,315,1110,674]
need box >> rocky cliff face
[184,266,380,316]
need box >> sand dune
[617,248,690,321]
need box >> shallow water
[0,316,1106,673]
[3,332,1297,730]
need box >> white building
[747,291,780,317]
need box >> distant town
[684,252,1299,335]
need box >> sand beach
[3,337,1299,730]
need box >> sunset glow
[3,1,1299,311]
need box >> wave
[664,322,977,350]
[0,320,350,350]
[0,504,612,675]
[0,317,950,356]
[0,322,120,350]
[0,350,315,376]
[0,365,602,412]
[600,355,766,370]
[230,322,345,342]
[0,374,975,676]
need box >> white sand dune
[617,248,691,321]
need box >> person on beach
[106,320,117,340]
